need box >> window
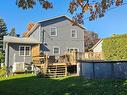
[51,27,57,36]
[53,47,60,54]
[67,48,79,53]
[20,46,24,56]
[19,46,31,56]
[25,46,30,56]
[71,29,77,38]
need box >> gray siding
[29,26,41,41]
[42,19,84,56]
[8,43,32,66]
[29,17,85,57]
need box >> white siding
[93,40,103,52]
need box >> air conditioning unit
[12,62,25,73]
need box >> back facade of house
[26,16,85,57]
[4,16,85,70]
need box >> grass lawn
[0,74,127,95]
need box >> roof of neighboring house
[3,36,41,44]
[24,15,86,37]
[90,39,103,50]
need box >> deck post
[43,53,48,74]
[65,65,68,76]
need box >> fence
[66,51,103,65]
[77,52,103,60]
[77,60,127,79]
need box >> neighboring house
[90,39,103,52]
[3,16,86,70]
[88,39,103,60]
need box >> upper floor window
[51,27,57,36]
[71,29,77,38]
[53,47,60,54]
[19,46,31,56]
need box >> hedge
[102,34,127,60]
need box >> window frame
[53,46,60,55]
[19,46,25,56]
[19,46,31,56]
[67,48,79,53]
[50,27,57,36]
[71,29,77,38]
[25,46,31,56]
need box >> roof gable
[38,15,86,29]
[25,15,86,37]
[90,39,103,50]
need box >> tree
[0,52,4,64]
[0,18,7,37]
[84,31,100,51]
[0,17,7,52]
[16,0,53,9]
[16,0,124,24]
[9,28,17,37]
[27,22,35,31]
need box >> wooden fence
[66,51,103,65]
[77,52,104,60]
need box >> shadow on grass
[0,75,127,95]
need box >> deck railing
[77,52,104,60]
[66,51,104,64]
[32,51,104,66]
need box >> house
[3,36,41,71]
[88,39,103,60]
[3,16,86,71]
[90,39,103,52]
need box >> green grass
[0,74,127,95]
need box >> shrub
[0,52,4,64]
[36,72,45,78]
[102,34,127,60]
[0,66,6,77]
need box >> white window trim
[67,48,79,53]
[53,46,60,55]
[19,46,25,56]
[71,29,77,38]
[19,45,31,56]
[25,46,31,56]
[50,27,57,36]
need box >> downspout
[40,24,45,43]
[5,42,8,67]
[5,42,9,77]
[40,24,45,53]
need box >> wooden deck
[32,51,103,77]
[34,63,67,78]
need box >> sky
[0,0,127,38]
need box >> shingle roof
[3,36,41,44]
